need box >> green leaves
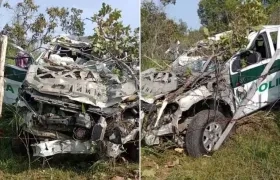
[3,0,85,48]
[89,3,139,60]
[160,0,176,6]
[266,1,280,24]
[60,8,85,36]
[198,0,236,34]
[98,2,113,17]
[252,25,264,32]
[81,103,86,113]
[141,1,189,56]
[198,0,268,62]
[203,27,210,37]
[46,7,85,37]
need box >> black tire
[185,109,227,157]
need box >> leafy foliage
[1,0,85,48]
[202,0,268,61]
[266,1,280,24]
[160,0,176,6]
[1,1,138,61]
[141,1,204,70]
[60,8,85,36]
[141,1,185,56]
[89,3,139,60]
[198,0,279,35]
[142,0,271,71]
[198,0,240,35]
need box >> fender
[176,85,235,114]
[176,86,212,111]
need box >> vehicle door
[229,27,280,117]
[4,44,31,105]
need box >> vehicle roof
[262,25,280,29]
[209,25,280,41]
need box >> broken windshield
[173,54,216,75]
[188,59,216,73]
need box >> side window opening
[231,33,271,72]
[252,33,271,59]
[269,31,277,51]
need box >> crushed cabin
[5,35,139,160]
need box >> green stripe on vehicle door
[4,65,27,82]
[231,59,280,88]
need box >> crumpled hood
[24,64,137,108]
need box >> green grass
[141,110,280,180]
[0,105,138,180]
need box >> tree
[2,1,138,62]
[141,1,187,57]
[181,28,205,48]
[141,1,195,70]
[89,3,139,60]
[2,0,85,49]
[202,0,268,61]
[266,0,280,24]
[160,0,176,6]
[59,8,85,36]
[198,0,241,34]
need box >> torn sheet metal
[13,35,139,159]
[141,68,178,98]
[106,141,124,158]
[141,40,232,149]
[31,140,95,157]
[24,64,137,108]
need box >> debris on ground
[174,148,184,153]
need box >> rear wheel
[185,110,227,157]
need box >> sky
[165,0,201,30]
[0,0,140,35]
[152,0,201,30]
[0,0,201,36]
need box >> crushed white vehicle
[141,25,280,157]
[6,35,139,159]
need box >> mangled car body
[6,35,139,159]
[141,25,280,157]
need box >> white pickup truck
[141,25,280,157]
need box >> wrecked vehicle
[141,25,280,157]
[6,35,139,160]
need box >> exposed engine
[17,36,139,159]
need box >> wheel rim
[202,122,222,152]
